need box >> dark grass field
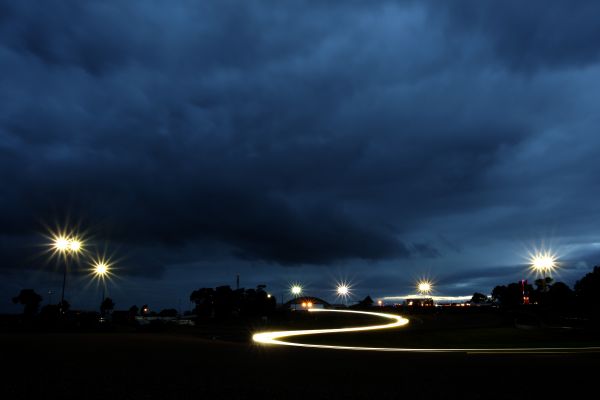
[288,310,600,349]
[2,310,600,399]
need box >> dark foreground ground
[2,330,599,400]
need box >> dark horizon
[3,1,600,312]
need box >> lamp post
[94,262,109,301]
[53,235,83,314]
[417,280,432,295]
[530,252,557,293]
[336,283,351,306]
[416,280,433,307]
[289,284,303,310]
[290,284,303,299]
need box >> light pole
[289,284,303,310]
[530,252,557,293]
[290,284,303,298]
[336,283,351,306]
[53,235,83,314]
[93,260,110,314]
[417,280,432,295]
[416,280,433,307]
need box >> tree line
[189,285,276,319]
[471,266,600,314]
[11,266,600,320]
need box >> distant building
[285,296,330,311]
[404,298,434,307]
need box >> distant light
[69,239,82,253]
[335,281,352,301]
[267,294,272,298]
[94,262,108,276]
[54,236,70,252]
[307,302,313,308]
[52,234,83,254]
[530,252,557,274]
[417,280,433,295]
[301,302,307,308]
[291,285,303,296]
[377,300,383,306]
[337,284,349,296]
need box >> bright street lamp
[335,282,352,306]
[53,236,70,252]
[530,251,557,292]
[336,284,349,296]
[93,260,110,311]
[52,234,84,314]
[417,280,433,295]
[290,285,303,297]
[530,253,556,275]
[69,239,82,252]
[94,262,109,277]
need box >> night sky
[2,1,600,312]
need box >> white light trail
[253,309,408,348]
[382,295,473,302]
[253,309,600,354]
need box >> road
[254,308,600,354]
[2,310,599,399]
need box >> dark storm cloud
[1,0,600,284]
[431,0,600,72]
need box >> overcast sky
[2,1,600,312]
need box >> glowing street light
[94,261,109,277]
[335,281,352,306]
[417,280,433,295]
[53,236,70,252]
[69,239,82,252]
[93,260,110,310]
[529,250,558,292]
[51,233,84,314]
[337,284,350,296]
[290,285,303,297]
[530,252,557,275]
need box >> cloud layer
[2,1,600,302]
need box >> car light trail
[253,309,408,348]
[253,309,600,354]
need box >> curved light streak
[253,309,600,354]
[253,309,408,347]
[382,294,473,302]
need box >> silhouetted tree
[241,286,276,317]
[575,266,600,312]
[492,285,507,304]
[471,292,489,304]
[190,288,214,317]
[546,281,575,308]
[492,282,532,307]
[12,289,43,317]
[100,298,115,315]
[190,285,275,319]
[129,305,139,316]
[58,299,70,314]
[359,295,374,307]
[214,285,234,319]
[534,277,554,293]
